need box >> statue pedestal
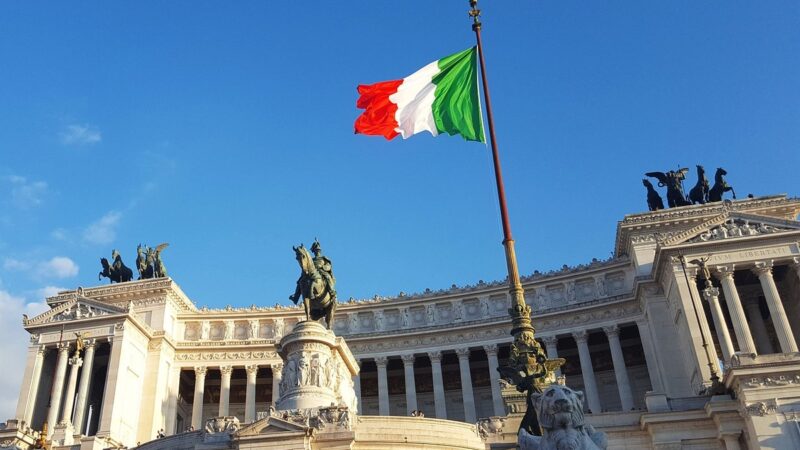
[275,321,359,413]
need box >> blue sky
[0,2,798,407]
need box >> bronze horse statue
[99,250,134,283]
[688,165,709,204]
[291,245,337,329]
[708,167,736,202]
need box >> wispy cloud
[0,289,49,420]
[5,175,47,208]
[83,211,122,245]
[3,258,31,271]
[36,256,79,279]
[35,285,68,299]
[60,124,101,146]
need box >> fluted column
[636,320,664,392]
[541,336,561,377]
[401,354,417,414]
[715,266,757,354]
[73,341,96,433]
[375,356,389,416]
[456,347,476,423]
[754,261,798,353]
[219,366,232,416]
[702,286,735,361]
[18,345,45,426]
[483,344,505,417]
[604,326,634,411]
[191,367,207,430]
[744,299,775,354]
[428,351,447,419]
[245,365,258,422]
[46,343,70,436]
[573,331,601,413]
[353,360,362,413]
[61,353,83,424]
[271,363,283,406]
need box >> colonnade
[701,260,798,363]
[188,363,283,429]
[17,339,100,438]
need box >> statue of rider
[290,240,337,304]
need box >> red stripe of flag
[354,79,403,140]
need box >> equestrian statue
[642,179,664,211]
[708,167,736,202]
[290,240,337,329]
[136,243,169,279]
[99,249,134,283]
[645,168,692,208]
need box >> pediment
[24,296,128,327]
[237,415,311,437]
[662,211,800,247]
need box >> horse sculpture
[291,245,337,329]
[708,167,736,202]
[99,250,134,283]
[642,179,664,211]
[688,165,709,204]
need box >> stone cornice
[47,278,198,313]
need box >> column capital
[194,366,208,378]
[245,364,259,375]
[270,363,283,375]
[427,351,442,363]
[84,339,97,349]
[219,365,233,376]
[792,256,800,266]
[714,264,736,279]
[483,344,499,356]
[56,342,70,352]
[455,347,471,359]
[572,329,589,344]
[753,260,774,277]
[602,325,620,339]
[702,286,721,300]
[69,356,83,367]
[374,356,389,367]
[401,354,415,365]
[541,335,559,347]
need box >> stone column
[401,354,417,414]
[703,287,735,361]
[18,345,45,426]
[483,344,505,417]
[715,266,757,354]
[428,351,447,419]
[375,356,389,416]
[573,330,601,413]
[46,343,70,436]
[73,340,96,432]
[244,365,258,422]
[353,360,362,413]
[754,261,798,353]
[61,354,83,424]
[456,347,476,423]
[191,366,207,430]
[604,326,634,411]
[219,366,232,416]
[636,320,664,392]
[744,299,775,354]
[271,363,283,407]
[541,336,561,377]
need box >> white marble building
[3,194,800,449]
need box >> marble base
[274,321,359,412]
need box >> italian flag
[355,47,485,143]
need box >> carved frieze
[175,350,278,361]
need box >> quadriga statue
[518,385,607,450]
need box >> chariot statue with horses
[290,240,338,329]
[99,249,134,283]
[644,165,735,211]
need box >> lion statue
[518,385,607,450]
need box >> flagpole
[469,1,534,343]
[469,0,558,433]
